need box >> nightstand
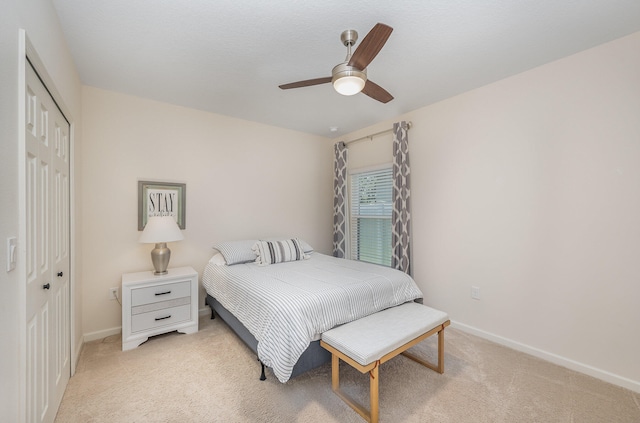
[121,266,199,351]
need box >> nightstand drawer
[131,280,191,306]
[131,304,191,333]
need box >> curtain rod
[344,121,413,146]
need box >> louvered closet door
[25,61,71,423]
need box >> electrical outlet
[109,287,119,301]
[471,286,480,300]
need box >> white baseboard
[83,326,121,343]
[199,306,210,316]
[451,321,640,394]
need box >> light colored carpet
[55,315,640,422]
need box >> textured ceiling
[52,0,640,137]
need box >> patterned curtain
[391,121,412,274]
[333,141,348,258]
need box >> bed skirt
[205,294,331,380]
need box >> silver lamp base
[150,242,171,275]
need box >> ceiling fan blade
[348,23,393,70]
[279,77,332,90]
[362,80,394,103]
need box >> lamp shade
[139,216,184,244]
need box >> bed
[202,239,423,383]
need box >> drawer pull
[155,315,172,321]
[155,291,172,296]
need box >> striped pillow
[253,239,308,265]
[212,240,258,265]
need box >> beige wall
[80,87,334,337]
[0,0,83,421]
[339,32,640,391]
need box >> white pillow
[297,239,314,253]
[208,252,227,266]
[252,238,309,266]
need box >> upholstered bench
[320,302,450,423]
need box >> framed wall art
[138,181,186,230]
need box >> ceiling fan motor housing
[331,62,367,83]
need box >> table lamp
[139,215,184,275]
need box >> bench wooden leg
[330,353,377,423]
[332,353,340,391]
[401,326,446,374]
[369,365,379,423]
[437,327,445,373]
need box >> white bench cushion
[321,302,449,366]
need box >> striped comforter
[202,253,423,383]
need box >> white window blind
[349,166,393,266]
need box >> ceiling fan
[279,23,394,103]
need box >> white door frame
[18,29,78,421]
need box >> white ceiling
[52,0,640,137]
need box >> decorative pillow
[252,238,309,265]
[212,240,258,265]
[265,237,314,253]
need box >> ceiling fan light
[331,63,367,96]
[333,75,366,96]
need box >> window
[349,166,393,266]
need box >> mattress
[202,252,423,382]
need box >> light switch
[7,237,17,272]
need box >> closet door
[25,61,71,423]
